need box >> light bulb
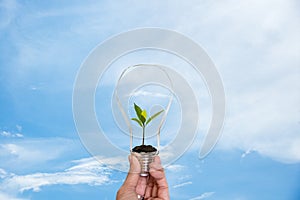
[113,64,173,176]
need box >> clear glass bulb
[113,64,173,176]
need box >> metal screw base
[131,151,158,176]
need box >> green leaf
[141,110,147,121]
[134,103,146,125]
[141,110,147,119]
[146,110,164,125]
[140,114,146,125]
[131,118,143,127]
[134,103,142,119]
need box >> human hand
[116,155,169,200]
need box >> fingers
[116,155,141,200]
[149,156,170,200]
[123,155,141,190]
[152,184,158,197]
[149,156,166,186]
[136,176,147,195]
[144,176,154,198]
[117,155,169,200]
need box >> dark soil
[132,145,157,153]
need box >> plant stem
[142,126,145,145]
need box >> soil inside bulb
[132,145,157,153]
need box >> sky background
[0,0,299,199]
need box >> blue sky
[0,0,299,199]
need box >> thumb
[122,155,141,190]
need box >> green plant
[131,103,164,146]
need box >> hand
[116,155,170,200]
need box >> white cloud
[0,168,8,179]
[70,156,129,173]
[0,138,125,198]
[241,149,255,159]
[0,126,24,138]
[0,131,23,138]
[130,90,171,98]
[190,192,215,200]
[218,71,300,163]
[0,156,114,196]
[16,125,22,132]
[173,181,192,189]
[0,0,19,30]
[0,138,79,172]
[165,164,185,172]
[172,0,300,164]
[0,192,27,200]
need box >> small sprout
[131,103,164,145]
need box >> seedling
[131,103,164,146]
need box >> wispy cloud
[0,168,7,179]
[241,149,256,159]
[0,131,23,138]
[0,156,114,196]
[0,125,24,138]
[179,0,300,164]
[0,137,79,172]
[0,0,19,30]
[173,181,192,189]
[218,73,300,163]
[190,192,215,200]
[165,164,185,172]
[0,137,122,199]
[0,191,27,200]
[130,90,171,98]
